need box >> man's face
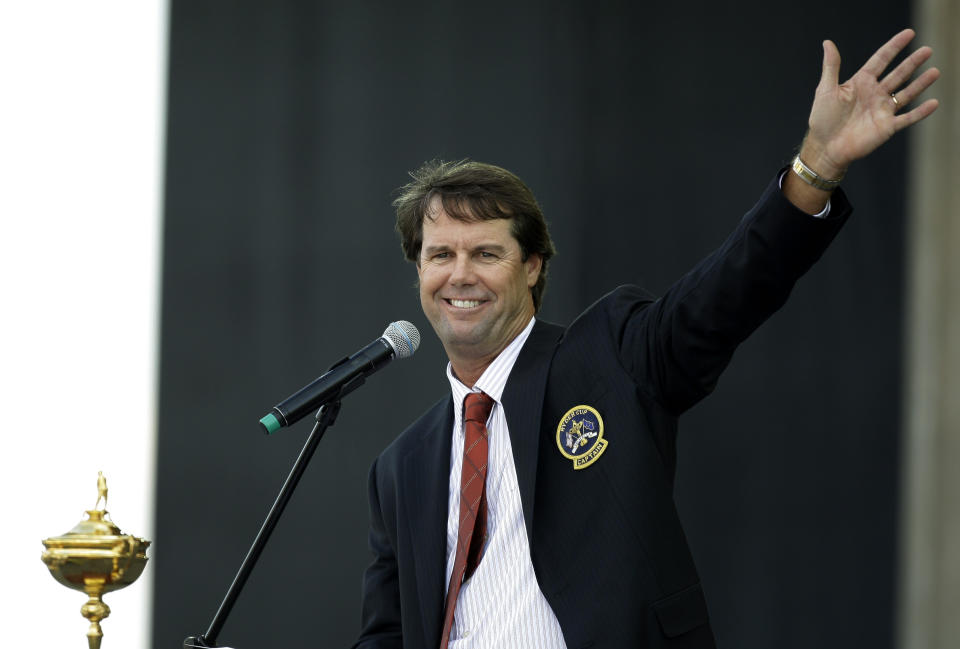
[417,197,541,366]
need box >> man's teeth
[450,299,481,308]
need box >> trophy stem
[86,621,103,649]
[80,588,110,649]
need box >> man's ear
[525,253,542,288]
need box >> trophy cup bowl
[41,478,150,649]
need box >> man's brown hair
[393,159,556,312]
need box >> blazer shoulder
[564,284,658,343]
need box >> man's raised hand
[800,28,940,180]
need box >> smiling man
[416,190,546,387]
[354,29,939,649]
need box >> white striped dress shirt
[443,317,567,648]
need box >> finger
[861,28,916,77]
[893,67,941,106]
[819,40,841,88]
[881,45,933,93]
[893,98,939,131]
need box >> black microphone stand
[184,373,365,648]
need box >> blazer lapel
[502,319,564,543]
[402,398,454,648]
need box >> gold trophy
[41,473,151,649]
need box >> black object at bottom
[182,399,346,649]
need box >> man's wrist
[782,170,832,215]
[791,155,844,191]
[797,138,848,181]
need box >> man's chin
[436,323,494,352]
[440,330,487,349]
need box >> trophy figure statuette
[41,473,151,649]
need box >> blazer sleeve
[352,458,403,649]
[611,173,851,415]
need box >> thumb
[819,40,841,89]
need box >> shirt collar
[446,316,536,425]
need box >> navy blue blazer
[355,176,851,649]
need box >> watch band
[791,155,844,191]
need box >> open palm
[805,29,940,177]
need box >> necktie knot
[464,391,494,425]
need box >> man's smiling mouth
[446,299,484,309]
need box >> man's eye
[432,252,450,260]
[478,251,496,259]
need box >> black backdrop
[156,2,910,647]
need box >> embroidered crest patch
[556,404,608,470]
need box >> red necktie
[439,391,494,649]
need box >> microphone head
[382,320,420,359]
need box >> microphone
[259,320,420,434]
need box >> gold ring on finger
[891,92,900,108]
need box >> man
[355,30,939,648]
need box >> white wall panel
[0,2,167,647]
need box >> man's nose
[448,255,477,285]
